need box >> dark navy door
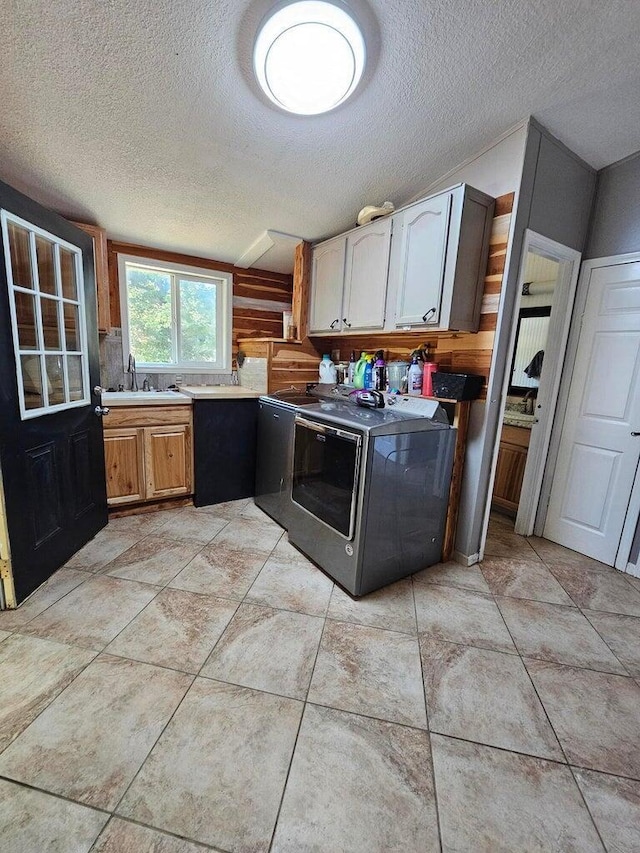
[0,178,107,605]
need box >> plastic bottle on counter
[408,355,423,396]
[319,354,337,383]
[363,356,374,390]
[347,350,357,385]
[373,350,386,391]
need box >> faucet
[142,377,150,392]
[127,353,138,392]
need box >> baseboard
[453,550,481,567]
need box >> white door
[342,218,391,330]
[309,236,346,334]
[544,260,640,564]
[395,192,451,327]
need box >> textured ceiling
[1,0,639,272]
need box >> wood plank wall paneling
[107,241,293,363]
[238,337,323,393]
[312,192,514,400]
[292,240,311,340]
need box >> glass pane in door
[45,355,65,405]
[60,248,77,300]
[8,222,34,289]
[64,303,80,351]
[21,355,44,409]
[36,235,57,295]
[41,297,61,350]
[14,291,39,349]
[67,355,84,401]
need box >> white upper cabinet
[309,235,346,334]
[309,183,494,336]
[342,218,392,331]
[393,193,451,327]
[389,185,495,332]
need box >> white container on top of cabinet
[309,183,494,335]
[309,217,392,334]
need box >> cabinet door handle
[329,318,339,329]
[632,432,640,436]
[342,318,352,328]
[422,307,436,322]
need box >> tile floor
[1,504,640,852]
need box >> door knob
[94,405,110,417]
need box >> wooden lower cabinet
[144,425,192,499]
[492,424,531,515]
[103,405,192,507]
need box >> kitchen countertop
[102,390,190,406]
[178,385,262,400]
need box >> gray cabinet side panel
[528,134,596,252]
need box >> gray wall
[456,119,596,560]
[585,151,640,259]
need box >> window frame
[1,210,91,421]
[118,254,233,374]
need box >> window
[1,210,90,420]
[118,255,232,373]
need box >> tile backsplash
[99,329,234,390]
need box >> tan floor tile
[548,563,640,616]
[90,817,215,852]
[420,637,562,759]
[583,610,640,677]
[308,620,427,728]
[106,588,238,673]
[150,507,228,544]
[201,602,323,699]
[0,568,88,630]
[574,768,640,853]
[64,529,141,572]
[106,510,177,538]
[497,597,627,674]
[327,578,417,634]
[169,541,270,599]
[431,735,603,852]
[529,536,611,570]
[271,704,439,853]
[213,516,284,552]
[484,526,541,560]
[481,555,574,604]
[105,535,203,586]
[0,778,107,853]
[413,560,491,594]
[0,634,95,752]
[117,679,302,852]
[194,498,250,518]
[21,575,159,651]
[0,629,10,643]
[0,655,192,810]
[526,659,640,778]
[247,551,334,617]
[413,582,516,653]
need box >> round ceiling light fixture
[254,1,366,115]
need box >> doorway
[489,230,581,538]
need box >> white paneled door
[544,260,640,564]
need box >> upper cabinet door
[342,218,392,331]
[309,236,346,334]
[395,192,452,327]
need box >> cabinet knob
[329,318,340,329]
[422,307,436,322]
[342,318,352,328]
